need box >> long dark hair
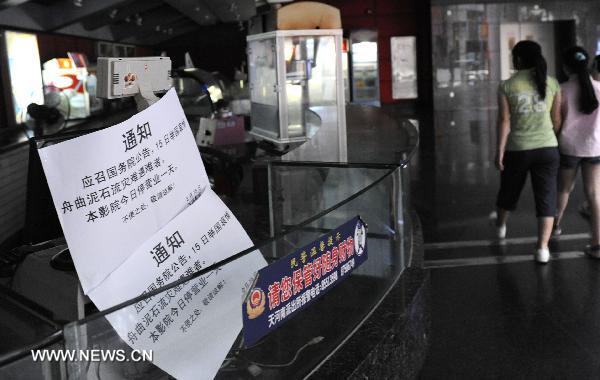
[594,55,600,75]
[563,47,598,114]
[512,40,547,99]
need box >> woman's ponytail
[533,53,547,100]
[512,40,547,99]
[563,47,599,115]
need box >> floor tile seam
[424,247,584,259]
[424,248,574,261]
[425,238,591,256]
[424,233,591,251]
[425,251,586,269]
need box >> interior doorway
[499,20,576,81]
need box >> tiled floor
[413,88,600,378]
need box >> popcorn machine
[247,29,347,161]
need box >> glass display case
[0,105,420,379]
[0,160,416,380]
[247,30,346,148]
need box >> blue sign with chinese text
[242,216,368,346]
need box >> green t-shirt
[499,70,559,151]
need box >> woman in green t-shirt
[494,40,562,263]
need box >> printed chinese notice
[39,88,210,293]
[88,189,266,380]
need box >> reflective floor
[412,87,600,378]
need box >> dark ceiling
[0,0,265,45]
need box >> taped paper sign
[88,189,267,380]
[39,88,210,293]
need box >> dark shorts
[560,154,600,169]
[496,147,559,217]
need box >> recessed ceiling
[0,0,264,44]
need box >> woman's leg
[496,151,528,237]
[581,162,600,246]
[497,208,510,227]
[537,217,554,250]
[555,167,578,228]
[530,148,559,252]
[495,207,510,239]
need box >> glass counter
[0,107,419,379]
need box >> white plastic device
[196,118,216,147]
[96,56,172,110]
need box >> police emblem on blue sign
[242,216,368,346]
[246,288,266,320]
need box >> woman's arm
[551,89,562,134]
[496,93,510,171]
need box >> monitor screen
[4,31,44,124]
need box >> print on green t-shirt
[499,70,559,151]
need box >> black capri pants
[496,147,559,217]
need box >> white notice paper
[88,189,267,380]
[39,88,210,293]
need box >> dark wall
[153,1,433,109]
[554,20,577,83]
[36,33,154,64]
[155,23,247,79]
[322,0,433,109]
[37,33,97,64]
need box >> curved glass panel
[54,162,411,379]
[0,113,418,379]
